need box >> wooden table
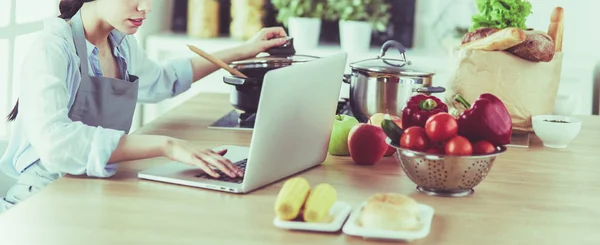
[0,93,599,245]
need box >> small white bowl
[532,115,582,148]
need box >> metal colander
[387,139,507,197]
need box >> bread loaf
[460,27,526,51]
[461,27,556,62]
[507,30,556,62]
[357,193,421,231]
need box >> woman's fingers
[264,37,289,49]
[211,149,242,176]
[201,154,234,178]
[199,150,241,178]
[215,154,244,177]
[166,139,243,178]
[192,157,220,178]
[212,150,243,177]
[264,26,287,39]
[215,149,228,156]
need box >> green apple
[328,114,359,156]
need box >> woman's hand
[188,26,288,82]
[162,137,244,178]
[242,26,289,58]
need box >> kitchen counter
[0,93,599,245]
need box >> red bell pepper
[454,93,512,146]
[401,94,448,129]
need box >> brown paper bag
[443,48,563,132]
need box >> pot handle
[223,76,247,86]
[379,40,408,60]
[342,74,351,84]
[266,37,295,56]
[413,86,446,93]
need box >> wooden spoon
[187,44,248,78]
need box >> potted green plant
[326,0,391,53]
[271,0,327,50]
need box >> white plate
[273,201,352,232]
[342,202,435,242]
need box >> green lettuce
[469,0,533,31]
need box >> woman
[0,0,288,212]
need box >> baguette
[462,27,499,44]
[461,27,526,51]
[462,27,500,44]
[547,7,564,51]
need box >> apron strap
[70,10,92,91]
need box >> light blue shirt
[0,17,194,179]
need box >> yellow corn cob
[274,177,311,220]
[303,183,337,223]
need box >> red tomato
[400,126,429,151]
[426,148,444,154]
[444,136,473,156]
[472,140,496,154]
[427,141,445,152]
[425,113,458,142]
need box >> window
[0,39,8,138]
[0,0,60,139]
[0,0,9,28]
[16,0,59,24]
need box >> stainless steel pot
[223,38,320,113]
[343,40,445,122]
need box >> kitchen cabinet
[140,32,596,127]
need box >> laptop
[138,52,349,193]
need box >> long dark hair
[6,0,94,121]
[59,0,95,19]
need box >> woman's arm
[190,27,289,81]
[20,34,241,179]
[129,27,289,104]
[107,135,168,163]
[107,134,243,178]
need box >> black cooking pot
[223,38,319,113]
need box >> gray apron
[68,10,140,132]
[0,10,139,212]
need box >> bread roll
[462,27,499,44]
[507,30,556,62]
[358,193,422,231]
[460,27,526,51]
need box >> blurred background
[136,0,599,128]
[0,1,599,190]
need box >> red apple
[368,113,398,157]
[348,123,388,165]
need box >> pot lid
[230,38,319,69]
[350,40,434,77]
[231,54,319,68]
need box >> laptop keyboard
[194,159,247,184]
